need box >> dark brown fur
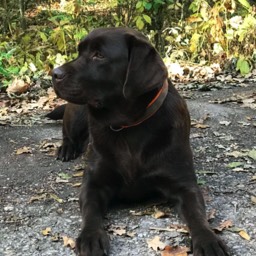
[51,27,229,256]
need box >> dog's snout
[52,67,66,81]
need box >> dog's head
[52,28,167,106]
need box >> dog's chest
[114,138,145,182]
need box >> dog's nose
[52,67,66,81]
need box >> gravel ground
[0,85,255,256]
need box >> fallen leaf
[51,233,61,242]
[152,210,167,219]
[58,172,72,180]
[251,196,256,204]
[227,162,243,168]
[39,140,61,153]
[71,182,82,187]
[73,171,84,177]
[16,146,32,155]
[127,231,136,237]
[55,177,69,183]
[113,228,126,236]
[226,151,246,158]
[29,193,47,203]
[219,121,231,126]
[109,225,127,236]
[239,230,250,240]
[42,227,51,236]
[147,236,166,251]
[207,209,216,220]
[49,193,63,203]
[214,220,233,232]
[248,149,256,160]
[62,235,76,249]
[7,77,29,94]
[161,245,189,256]
[169,224,189,234]
[232,167,247,172]
[192,123,209,129]
[250,176,256,181]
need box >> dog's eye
[92,52,104,60]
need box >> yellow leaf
[189,33,201,53]
[71,182,82,187]
[42,227,51,236]
[73,171,84,177]
[239,230,250,240]
[50,193,63,203]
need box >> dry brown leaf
[63,235,76,249]
[39,140,61,153]
[147,236,166,251]
[239,230,250,240]
[161,245,189,256]
[29,193,47,203]
[169,224,189,233]
[7,78,29,94]
[214,220,233,232]
[109,225,127,236]
[16,146,32,155]
[42,227,51,236]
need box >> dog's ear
[123,33,168,98]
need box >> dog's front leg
[178,184,229,256]
[76,167,118,256]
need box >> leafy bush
[0,0,255,90]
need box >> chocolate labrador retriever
[51,27,229,256]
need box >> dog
[50,27,229,256]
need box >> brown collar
[110,79,169,131]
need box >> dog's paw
[57,143,80,162]
[192,230,230,256]
[76,228,109,256]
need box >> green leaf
[227,162,243,168]
[143,14,151,24]
[0,66,10,76]
[197,179,206,185]
[237,0,251,9]
[236,58,250,75]
[144,2,152,10]
[39,32,48,42]
[136,17,144,30]
[136,1,143,9]
[58,172,72,180]
[248,149,256,160]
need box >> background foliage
[0,0,255,90]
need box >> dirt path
[0,85,255,256]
